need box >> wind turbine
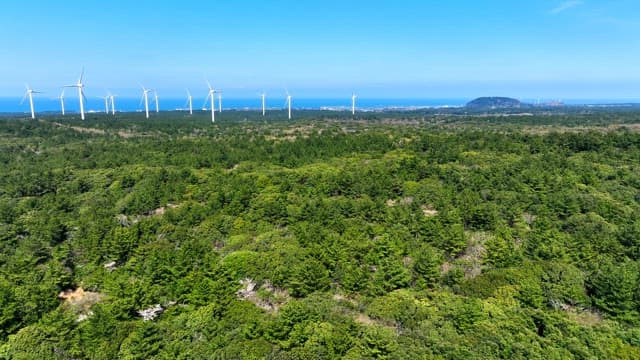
[352,93,357,115]
[65,69,86,120]
[185,89,193,115]
[58,89,66,116]
[153,91,159,113]
[205,81,216,122]
[21,84,41,119]
[109,94,116,115]
[285,90,292,120]
[140,85,152,119]
[101,94,110,114]
[261,92,266,116]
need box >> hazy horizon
[3,95,639,116]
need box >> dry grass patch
[58,288,104,322]
[568,309,604,326]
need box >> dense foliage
[1,111,640,358]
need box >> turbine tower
[286,91,292,120]
[140,85,152,119]
[154,91,159,113]
[59,89,66,116]
[102,95,110,114]
[261,92,266,116]
[186,89,193,115]
[65,69,86,120]
[352,93,357,115]
[21,84,41,119]
[206,81,216,122]
[110,94,116,115]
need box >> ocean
[1,97,636,116]
[0,97,469,115]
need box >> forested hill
[1,113,640,358]
[466,97,523,109]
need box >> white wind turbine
[58,89,66,116]
[185,89,193,115]
[261,92,266,116]
[109,94,116,115]
[205,81,216,122]
[352,93,357,115]
[153,90,159,113]
[285,90,292,119]
[65,69,86,120]
[100,94,110,113]
[21,84,42,119]
[140,85,152,119]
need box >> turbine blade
[78,67,84,83]
[20,93,27,105]
[202,94,210,109]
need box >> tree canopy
[1,111,640,358]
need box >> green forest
[1,110,640,359]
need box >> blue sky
[1,0,639,99]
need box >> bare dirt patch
[421,204,438,217]
[59,288,104,321]
[355,313,377,326]
[568,309,604,326]
[386,197,414,207]
[51,122,107,135]
[152,203,179,216]
[332,293,359,307]
[457,232,489,279]
[554,302,604,326]
[282,124,318,136]
[50,122,150,138]
[117,203,180,225]
[117,130,141,138]
[236,278,290,313]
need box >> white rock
[137,304,164,321]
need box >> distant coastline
[0,97,639,115]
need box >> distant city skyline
[1,0,639,99]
